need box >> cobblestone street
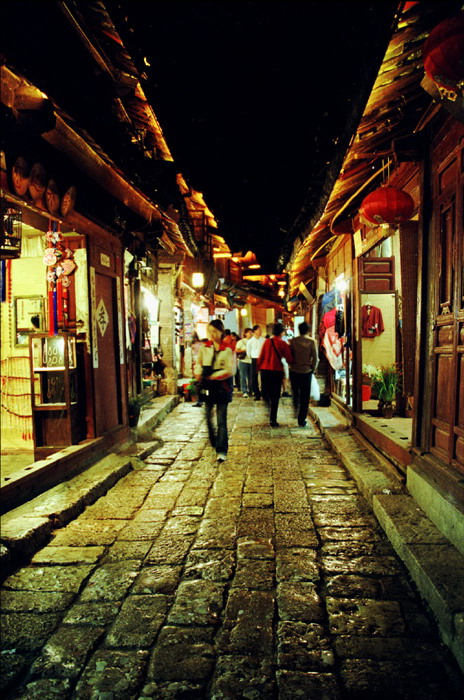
[1,397,463,699]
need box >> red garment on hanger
[361,305,385,337]
[319,307,337,341]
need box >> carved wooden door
[430,126,464,474]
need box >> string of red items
[43,219,77,335]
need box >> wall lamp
[192,272,204,288]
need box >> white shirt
[247,335,265,359]
[236,338,251,363]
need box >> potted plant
[371,364,401,418]
[183,379,199,402]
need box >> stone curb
[308,406,404,505]
[134,395,179,441]
[0,395,178,578]
[309,404,464,674]
[374,494,464,673]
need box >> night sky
[117,1,398,267]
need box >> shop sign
[100,252,111,268]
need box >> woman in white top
[194,319,233,462]
[235,328,253,396]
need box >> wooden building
[284,1,464,659]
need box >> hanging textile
[361,304,385,337]
[322,327,344,370]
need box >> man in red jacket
[257,323,294,427]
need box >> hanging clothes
[322,327,344,370]
[320,289,341,317]
[335,309,345,337]
[319,307,337,341]
[361,304,385,337]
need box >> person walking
[289,320,319,427]
[257,322,294,427]
[230,332,241,389]
[247,324,265,400]
[194,319,234,462]
[235,328,253,397]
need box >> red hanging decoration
[423,12,464,102]
[360,186,415,226]
[43,220,77,332]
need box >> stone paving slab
[1,398,463,698]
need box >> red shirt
[257,336,293,371]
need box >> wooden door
[429,125,464,474]
[93,272,121,434]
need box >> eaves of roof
[59,0,173,162]
[285,2,462,297]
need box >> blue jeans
[251,358,261,398]
[239,361,252,393]
[205,400,228,454]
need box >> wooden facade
[418,119,464,485]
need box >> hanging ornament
[44,219,77,332]
[423,12,464,102]
[360,186,415,226]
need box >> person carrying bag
[194,319,233,462]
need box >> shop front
[1,150,128,478]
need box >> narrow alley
[2,398,462,699]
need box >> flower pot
[361,384,372,401]
[380,401,395,419]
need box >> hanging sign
[96,298,109,337]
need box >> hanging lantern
[360,186,414,226]
[423,13,464,102]
[1,201,22,259]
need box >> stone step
[0,453,133,571]
[0,395,179,577]
[309,404,464,674]
[374,493,464,673]
[309,406,405,504]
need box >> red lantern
[360,187,414,226]
[423,13,464,101]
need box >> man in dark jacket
[289,321,319,427]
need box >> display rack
[29,332,80,458]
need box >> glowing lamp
[240,308,248,316]
[192,272,204,288]
[360,186,414,226]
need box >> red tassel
[62,287,68,329]
[6,259,12,303]
[57,280,63,324]
[48,288,54,336]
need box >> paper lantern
[423,13,464,101]
[360,187,414,226]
